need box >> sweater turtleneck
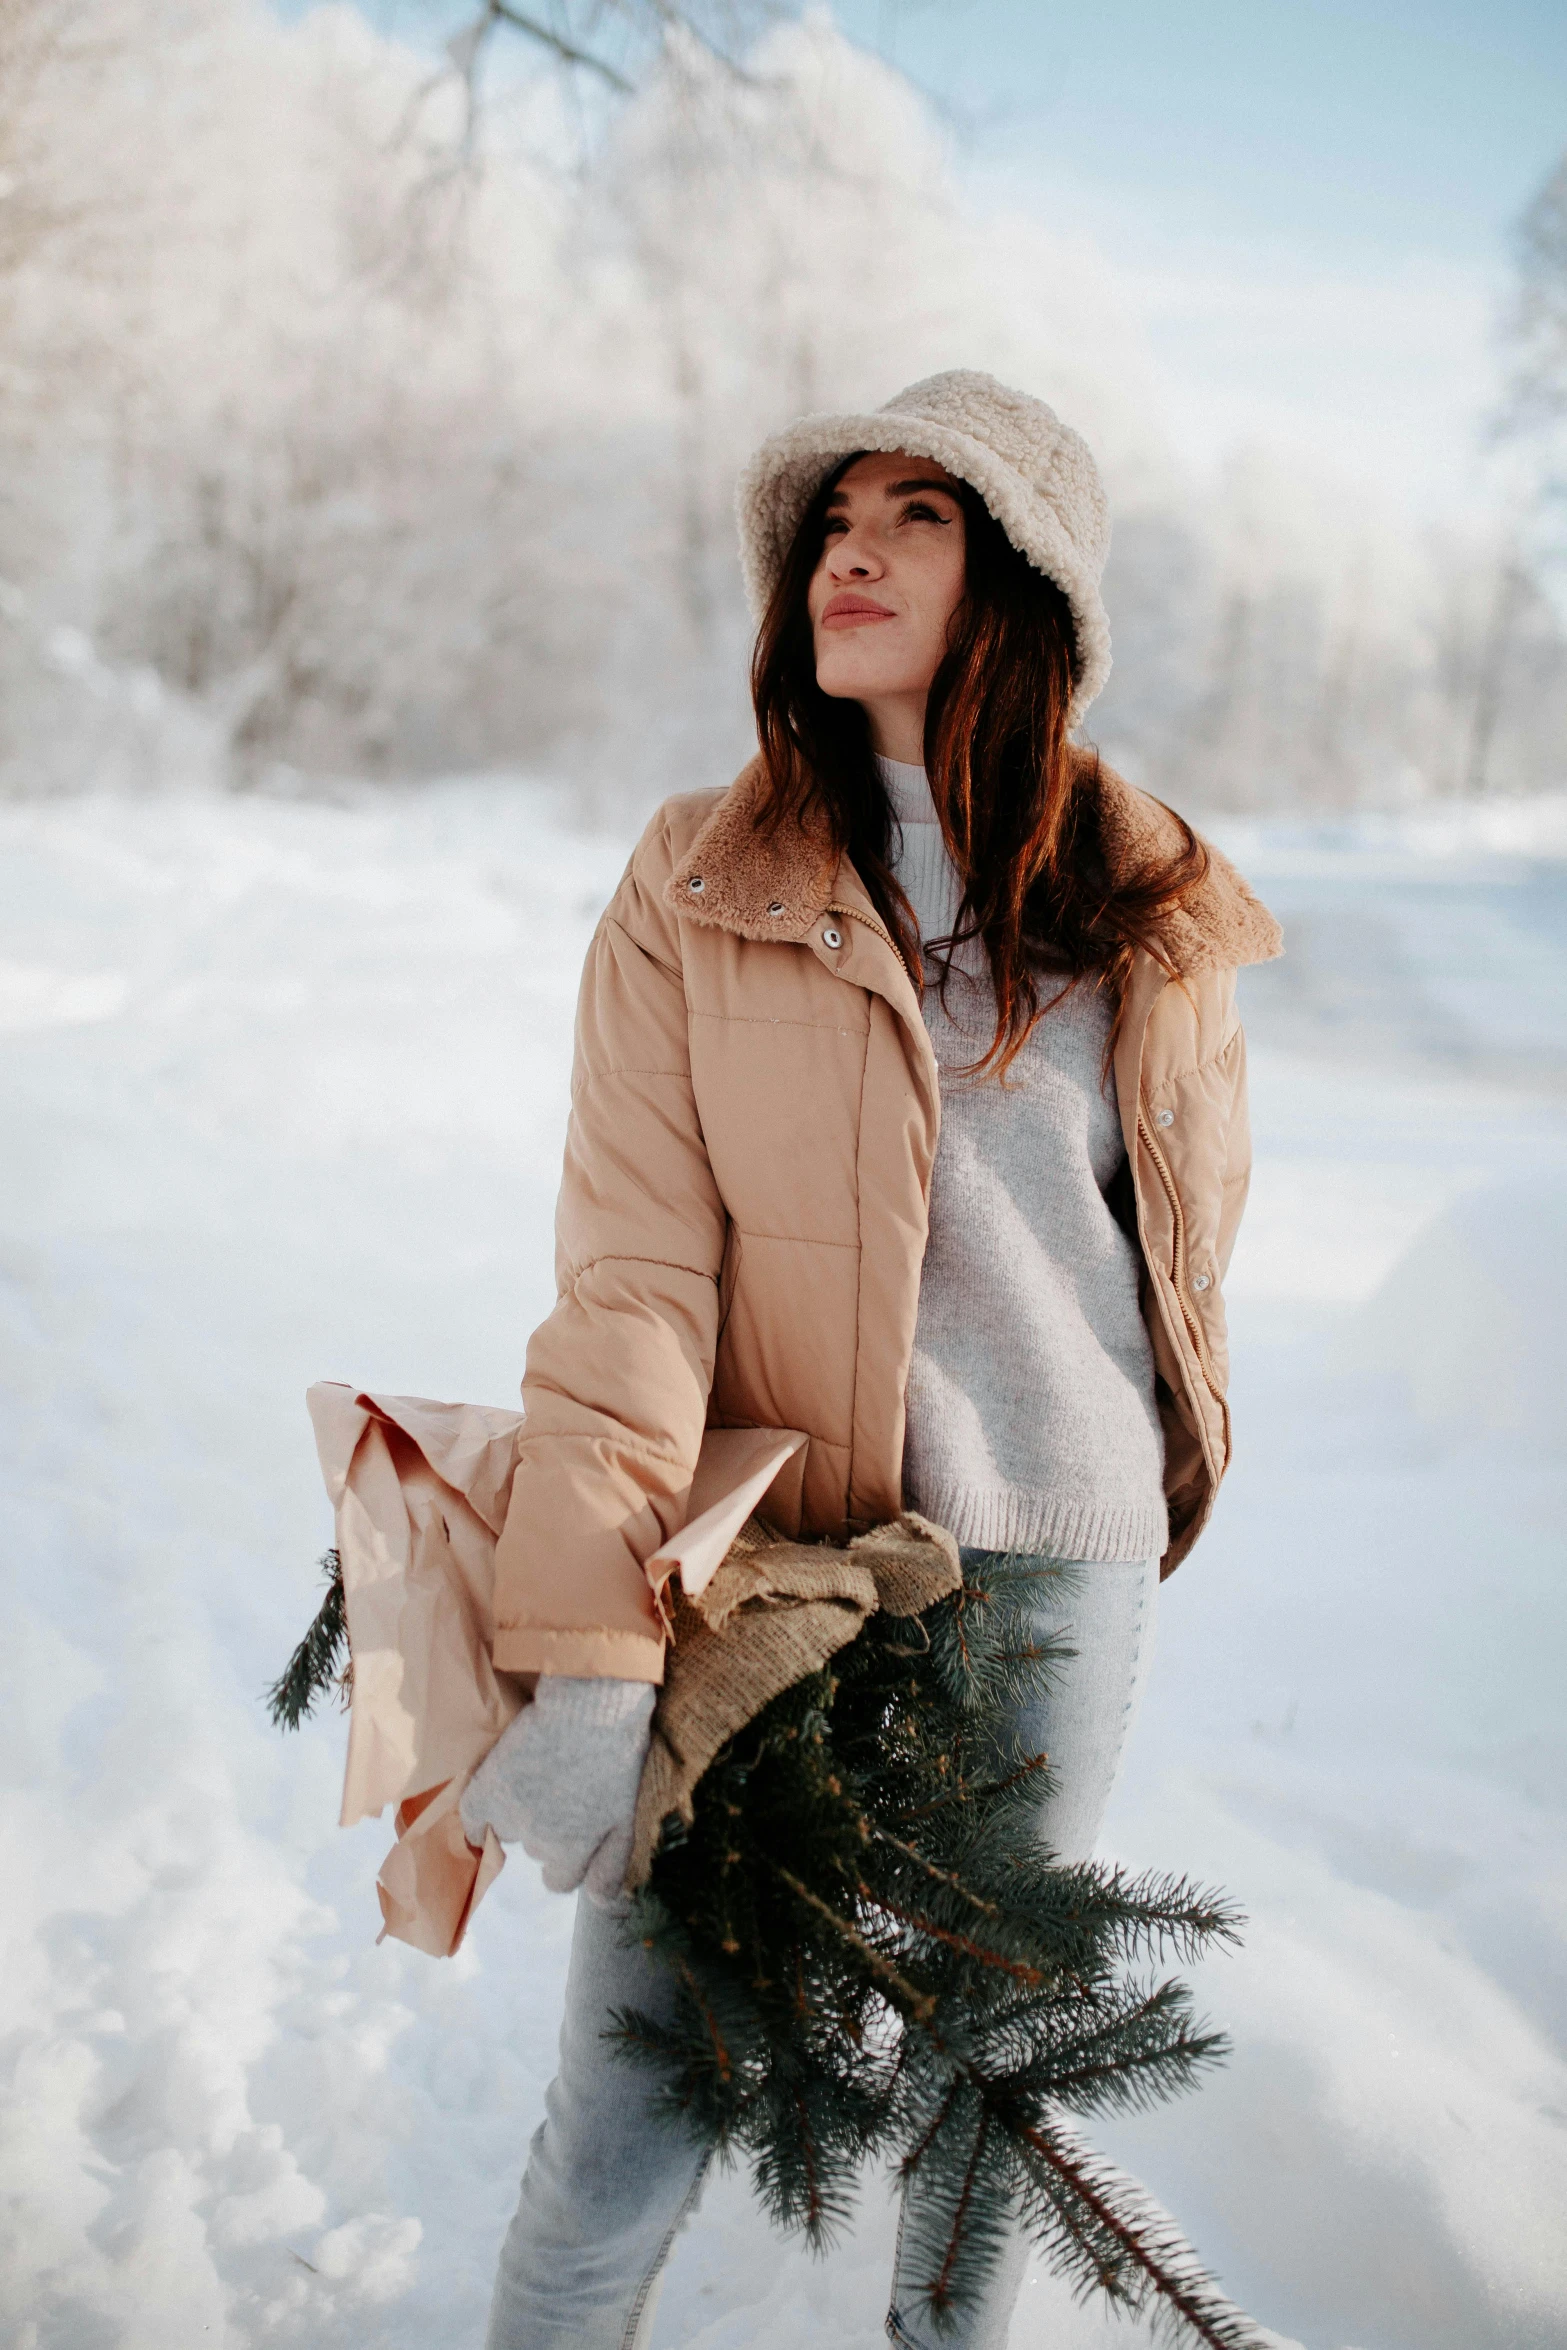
[874,754,1165,1565]
[877,756,970,968]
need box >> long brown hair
[751,460,1209,1076]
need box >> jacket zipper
[1136,1106,1223,1399]
[829,899,909,976]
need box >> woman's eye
[903,501,949,524]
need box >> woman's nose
[829,529,883,579]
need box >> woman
[460,369,1281,2349]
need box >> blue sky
[838,0,1565,268]
[823,0,1564,518]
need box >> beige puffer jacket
[492,755,1282,1684]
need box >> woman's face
[807,450,967,760]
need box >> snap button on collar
[767,901,786,918]
[687,875,705,894]
[822,925,843,949]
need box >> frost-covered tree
[1505,154,1567,470]
[0,0,1560,805]
[0,0,630,787]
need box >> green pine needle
[265,1551,349,1730]
[611,1553,1263,2348]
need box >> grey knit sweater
[882,757,1166,1563]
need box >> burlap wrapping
[627,1509,961,1889]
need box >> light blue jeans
[484,1554,1159,2350]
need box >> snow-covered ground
[1,779,1563,2350]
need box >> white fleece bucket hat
[736,368,1113,723]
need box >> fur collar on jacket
[665,753,1282,975]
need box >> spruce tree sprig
[611,1552,1261,2345]
[265,1550,349,1730]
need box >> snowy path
[1,783,1563,2350]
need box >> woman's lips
[820,596,894,630]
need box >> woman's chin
[814,656,917,705]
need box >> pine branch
[1013,2114,1269,2350]
[860,1882,1046,1987]
[774,1867,936,2025]
[265,1552,348,1730]
[897,2076,963,2184]
[621,1550,1261,2339]
[1035,2022,1231,2117]
[928,2111,991,2318]
[869,1827,1002,1915]
[1087,1866,1248,1964]
[793,2084,825,2237]
[675,1952,736,2086]
[891,1744,1053,1825]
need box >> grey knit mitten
[459,1676,656,1907]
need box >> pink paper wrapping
[306,1383,808,1955]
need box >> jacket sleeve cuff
[492,1623,666,1683]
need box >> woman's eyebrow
[824,475,959,512]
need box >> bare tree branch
[438,0,777,118]
[483,1,635,93]
[1508,156,1567,432]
